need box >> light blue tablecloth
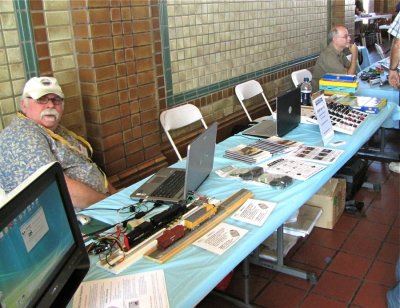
[356,60,400,127]
[78,102,394,308]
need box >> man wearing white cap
[0,76,114,209]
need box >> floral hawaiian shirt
[0,115,106,194]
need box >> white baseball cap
[22,77,64,99]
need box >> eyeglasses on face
[29,96,64,105]
[337,34,350,39]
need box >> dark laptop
[241,87,301,138]
[130,122,218,204]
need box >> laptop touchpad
[149,176,165,183]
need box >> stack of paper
[283,204,322,237]
[224,144,272,164]
[251,137,302,155]
[258,231,299,262]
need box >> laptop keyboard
[151,170,186,198]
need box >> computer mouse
[76,214,92,226]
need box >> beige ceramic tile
[3,30,19,47]
[47,26,72,41]
[0,0,14,13]
[0,98,16,113]
[49,41,74,56]
[45,11,70,26]
[51,55,75,70]
[0,13,17,29]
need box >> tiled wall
[70,0,168,187]
[0,0,25,131]
[164,0,328,106]
[0,0,369,188]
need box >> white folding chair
[378,24,391,44]
[160,104,207,161]
[375,43,386,60]
[291,69,312,88]
[234,80,275,122]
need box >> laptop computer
[130,122,218,204]
[241,87,301,138]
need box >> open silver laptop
[130,122,218,204]
[241,87,301,138]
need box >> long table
[356,60,400,162]
[355,13,392,23]
[77,101,394,308]
[354,14,392,47]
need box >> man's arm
[388,38,400,88]
[347,43,359,75]
[64,175,109,209]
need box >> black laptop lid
[276,87,301,136]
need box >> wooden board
[145,189,253,263]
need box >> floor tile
[328,252,372,279]
[376,242,399,264]
[365,259,396,287]
[385,226,400,244]
[312,271,361,303]
[342,233,382,259]
[364,207,398,226]
[253,281,307,308]
[291,242,336,270]
[307,227,348,250]
[351,219,390,241]
[352,281,390,307]
[333,214,359,233]
[300,293,347,308]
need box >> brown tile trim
[29,0,52,76]
[160,60,316,113]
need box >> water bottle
[300,77,312,106]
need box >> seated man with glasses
[311,25,359,90]
[0,77,115,209]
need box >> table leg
[211,258,252,308]
[357,127,400,162]
[249,226,317,284]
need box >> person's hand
[388,70,400,88]
[350,43,358,57]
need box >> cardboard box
[305,178,346,229]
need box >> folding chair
[375,43,386,60]
[234,80,274,122]
[291,69,312,88]
[160,104,207,161]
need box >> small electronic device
[0,162,89,307]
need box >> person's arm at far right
[347,43,359,75]
[64,175,109,209]
[388,38,400,88]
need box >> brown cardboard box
[305,178,346,229]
